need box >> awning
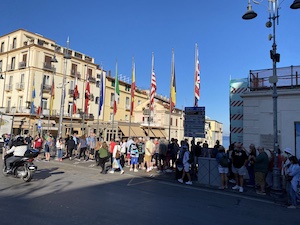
[131,126,145,137]
[151,129,164,138]
[119,125,130,137]
[159,129,167,138]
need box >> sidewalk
[44,157,287,205]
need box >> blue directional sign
[184,107,205,138]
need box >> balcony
[89,76,96,83]
[43,62,55,72]
[5,84,13,91]
[19,61,26,69]
[42,84,51,93]
[89,93,94,101]
[68,89,80,98]
[86,113,94,120]
[15,82,25,91]
[7,64,15,71]
[70,70,81,79]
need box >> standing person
[73,133,79,158]
[77,134,88,161]
[56,137,64,162]
[216,145,229,190]
[253,146,269,195]
[231,142,248,193]
[177,145,192,185]
[129,138,139,172]
[202,140,210,158]
[98,141,109,174]
[94,137,102,164]
[109,139,116,165]
[66,135,75,160]
[44,135,53,162]
[88,132,96,160]
[227,143,236,183]
[126,137,135,167]
[144,137,154,172]
[246,144,257,187]
[153,138,160,169]
[137,137,145,170]
[212,140,220,158]
[286,156,300,209]
[120,138,127,167]
[33,133,43,160]
[25,133,33,148]
[158,138,168,173]
[281,152,291,198]
[109,139,124,174]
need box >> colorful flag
[194,43,200,107]
[170,50,176,111]
[150,53,156,112]
[73,72,79,114]
[31,79,36,114]
[130,59,136,116]
[84,74,90,115]
[98,67,104,117]
[113,61,120,115]
[37,82,43,117]
[49,76,55,116]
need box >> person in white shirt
[5,136,28,172]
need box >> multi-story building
[0,29,102,137]
[0,29,222,145]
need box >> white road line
[158,181,275,205]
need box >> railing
[5,84,13,91]
[89,76,96,83]
[15,82,25,90]
[19,61,26,69]
[42,84,51,92]
[70,71,81,79]
[7,64,15,71]
[249,65,300,91]
[43,63,55,72]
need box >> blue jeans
[288,183,300,206]
[57,149,63,159]
[112,158,123,171]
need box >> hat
[284,148,293,155]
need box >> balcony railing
[19,61,26,69]
[70,70,81,79]
[7,64,15,71]
[42,84,51,93]
[43,62,55,72]
[15,82,25,90]
[89,76,96,83]
[89,94,94,101]
[5,84,13,91]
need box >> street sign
[184,107,205,138]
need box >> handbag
[112,159,119,169]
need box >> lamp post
[242,0,299,192]
[58,39,71,138]
[11,106,16,136]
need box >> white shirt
[7,145,28,156]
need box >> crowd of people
[1,132,300,208]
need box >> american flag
[194,43,200,107]
[73,72,79,114]
[150,53,156,111]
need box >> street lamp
[242,0,299,192]
[11,106,16,135]
[58,39,71,138]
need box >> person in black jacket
[66,135,75,160]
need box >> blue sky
[1,0,299,135]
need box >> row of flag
[113,44,201,115]
[31,44,201,119]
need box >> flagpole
[168,49,175,141]
[97,65,103,137]
[128,57,134,137]
[111,60,117,141]
[149,53,154,137]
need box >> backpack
[187,151,194,164]
[219,154,229,167]
[129,143,138,157]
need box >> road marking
[127,177,152,186]
[158,181,275,205]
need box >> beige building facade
[0,29,222,145]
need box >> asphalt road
[0,158,298,225]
